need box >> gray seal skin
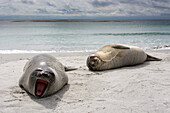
[19,54,68,98]
[87,44,162,71]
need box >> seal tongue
[36,79,47,96]
[36,83,45,96]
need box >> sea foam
[0,50,56,54]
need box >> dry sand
[0,50,170,113]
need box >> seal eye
[93,59,98,62]
[31,70,42,77]
[49,72,55,77]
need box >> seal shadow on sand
[30,84,70,109]
[11,84,70,109]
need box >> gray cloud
[58,6,82,14]
[119,0,149,7]
[21,0,34,5]
[87,11,98,14]
[46,2,56,7]
[0,0,170,18]
[153,5,170,10]
[160,13,170,16]
[90,0,115,7]
[119,0,136,4]
[37,8,48,14]
[152,0,170,2]
[151,0,170,14]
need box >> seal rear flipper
[19,84,24,89]
[112,45,130,49]
[146,54,162,61]
[64,66,77,71]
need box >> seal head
[19,54,69,98]
[87,55,102,71]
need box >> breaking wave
[0,49,95,54]
[92,32,170,36]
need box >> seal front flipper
[146,54,162,61]
[64,66,77,71]
[112,45,130,49]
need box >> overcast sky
[0,0,170,19]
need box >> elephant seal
[87,44,161,71]
[19,54,75,98]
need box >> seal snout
[34,69,55,78]
[90,59,98,67]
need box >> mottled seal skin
[87,44,161,71]
[19,54,68,98]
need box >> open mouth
[35,79,48,97]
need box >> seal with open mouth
[87,44,162,71]
[19,54,71,98]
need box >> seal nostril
[42,74,48,77]
[35,73,41,77]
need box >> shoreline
[0,52,92,65]
[0,46,170,54]
[1,19,170,23]
[0,49,170,64]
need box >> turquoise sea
[0,20,170,54]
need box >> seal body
[87,44,161,71]
[19,54,68,98]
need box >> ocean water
[0,20,170,54]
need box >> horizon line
[2,19,169,23]
[0,15,170,20]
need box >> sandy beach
[0,50,170,113]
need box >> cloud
[153,5,170,10]
[37,8,48,14]
[46,1,56,8]
[152,1,170,10]
[21,0,34,5]
[160,13,170,16]
[0,0,170,18]
[57,5,83,14]
[152,0,170,2]
[89,0,115,7]
[59,8,82,14]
